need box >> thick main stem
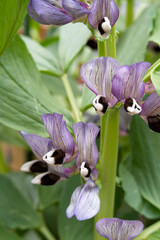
[126,0,134,27]
[94,24,118,240]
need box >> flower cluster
[27,0,119,38]
[81,57,160,133]
[21,113,100,220]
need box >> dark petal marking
[147,116,160,133]
[98,18,105,35]
[84,162,91,178]
[30,161,48,173]
[99,96,108,113]
[51,149,65,165]
[124,98,133,112]
[41,173,60,185]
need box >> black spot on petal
[147,116,160,133]
[124,98,133,112]
[84,162,91,178]
[98,18,105,35]
[52,149,65,165]
[41,173,60,185]
[99,96,108,113]
[30,161,48,173]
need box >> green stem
[126,0,134,27]
[97,41,107,57]
[39,225,56,240]
[38,213,56,240]
[95,23,119,240]
[106,26,116,59]
[134,221,160,240]
[62,74,82,122]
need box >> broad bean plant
[0,0,160,240]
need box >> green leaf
[80,85,96,112]
[22,36,62,77]
[149,7,160,46]
[0,0,29,55]
[119,155,160,219]
[0,124,27,147]
[0,34,74,136]
[0,174,40,229]
[143,58,160,83]
[6,172,38,209]
[130,116,160,209]
[58,175,93,240]
[0,224,26,240]
[117,6,155,65]
[58,23,91,72]
[151,68,160,95]
[37,181,63,210]
[148,230,160,240]
[7,172,63,211]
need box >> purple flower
[28,0,119,37]
[112,62,151,115]
[81,57,120,116]
[20,113,76,185]
[140,91,160,133]
[96,218,144,240]
[66,122,100,220]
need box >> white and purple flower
[66,122,100,220]
[81,57,120,116]
[27,0,119,37]
[96,218,144,240]
[112,62,151,116]
[21,113,76,185]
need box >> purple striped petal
[73,122,99,169]
[81,57,120,107]
[141,91,160,117]
[20,131,53,159]
[74,179,100,220]
[88,0,119,29]
[112,62,151,102]
[41,113,75,156]
[96,218,144,240]
[28,0,73,26]
[66,179,100,220]
[62,0,89,19]
[27,1,48,24]
[66,185,83,218]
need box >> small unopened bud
[92,95,108,116]
[43,149,65,165]
[124,98,142,115]
[147,115,160,133]
[98,17,111,37]
[80,162,91,180]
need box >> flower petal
[88,0,119,29]
[62,0,89,19]
[75,179,100,220]
[27,1,48,24]
[31,172,60,185]
[140,91,160,117]
[112,62,151,101]
[21,160,48,173]
[29,0,73,26]
[73,122,99,169]
[20,131,53,159]
[41,113,75,156]
[96,218,143,240]
[66,185,83,218]
[80,57,120,107]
